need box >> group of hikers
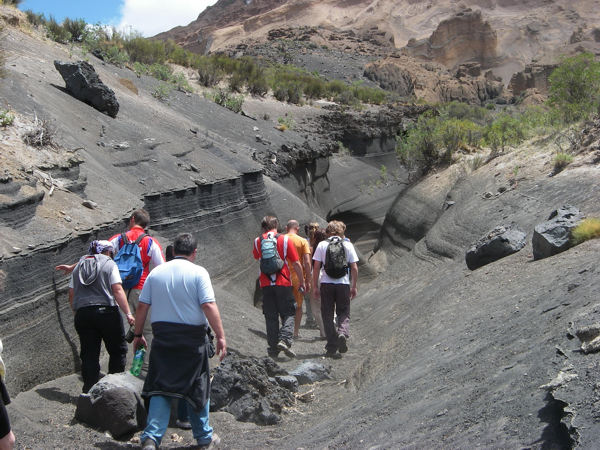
[0,208,359,450]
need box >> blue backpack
[114,233,147,290]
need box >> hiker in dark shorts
[253,216,305,358]
[312,220,359,358]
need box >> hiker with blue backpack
[253,216,305,358]
[312,220,359,358]
[107,209,164,375]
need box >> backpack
[114,233,147,290]
[259,233,286,276]
[324,236,348,278]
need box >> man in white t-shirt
[312,220,359,358]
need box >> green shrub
[273,85,287,102]
[552,152,573,172]
[102,44,129,67]
[197,59,223,87]
[277,116,295,130]
[46,16,71,43]
[396,112,442,172]
[170,72,193,93]
[147,63,172,81]
[213,89,244,113]
[228,72,244,92]
[62,18,87,42]
[549,52,600,123]
[0,109,15,126]
[482,113,525,152]
[152,82,173,102]
[571,218,600,245]
[123,36,166,65]
[24,10,46,27]
[247,70,268,96]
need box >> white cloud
[117,0,218,37]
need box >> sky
[18,0,219,37]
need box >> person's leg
[335,284,351,338]
[0,431,15,450]
[140,395,172,446]
[276,286,296,347]
[309,292,326,338]
[189,399,214,445]
[74,308,102,393]
[319,284,337,353]
[262,287,280,356]
[176,399,192,429]
[128,289,153,374]
[292,285,303,338]
[100,307,127,374]
[0,383,15,450]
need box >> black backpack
[324,236,348,278]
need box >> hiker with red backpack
[312,220,359,358]
[253,216,305,358]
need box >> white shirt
[313,238,359,285]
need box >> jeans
[74,305,127,393]
[141,396,213,446]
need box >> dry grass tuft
[572,218,600,245]
[119,78,138,95]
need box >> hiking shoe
[324,350,341,359]
[198,432,221,449]
[141,438,158,450]
[277,341,296,358]
[175,419,192,430]
[337,334,348,353]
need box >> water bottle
[130,346,146,376]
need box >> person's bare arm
[69,288,75,312]
[56,263,76,274]
[312,261,321,299]
[302,253,312,291]
[349,262,358,299]
[292,260,305,292]
[132,302,149,350]
[111,283,134,326]
[202,302,227,361]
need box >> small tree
[549,52,600,123]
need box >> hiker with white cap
[69,240,135,393]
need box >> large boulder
[74,373,146,438]
[465,224,527,270]
[210,355,294,425]
[532,206,584,260]
[54,60,119,118]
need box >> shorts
[0,378,11,439]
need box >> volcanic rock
[289,361,331,385]
[465,224,527,270]
[74,373,146,438]
[210,355,294,425]
[508,63,557,97]
[532,206,584,260]
[54,60,119,118]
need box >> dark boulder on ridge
[532,205,584,260]
[54,60,119,118]
[465,224,527,270]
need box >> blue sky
[18,0,218,37]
